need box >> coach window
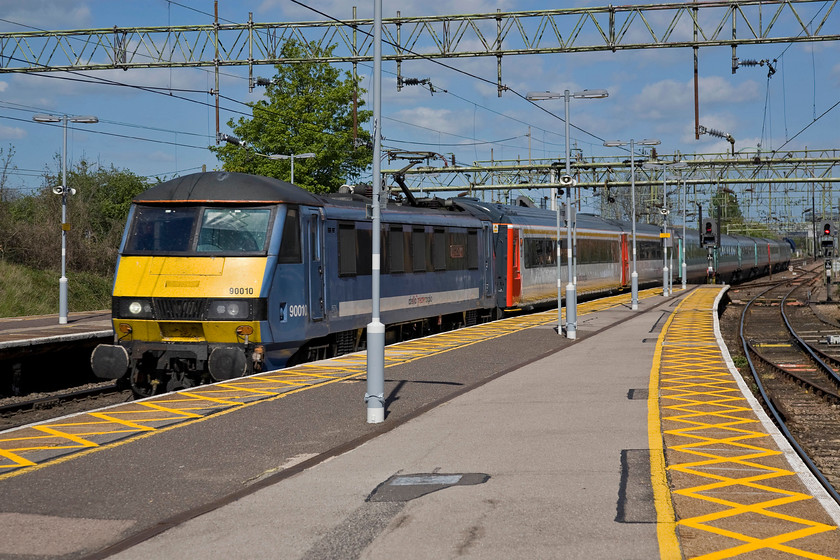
[412,228,426,272]
[389,225,405,273]
[338,223,356,276]
[467,230,479,269]
[433,228,447,271]
[447,231,467,270]
[356,227,372,275]
[278,207,302,263]
[524,238,556,268]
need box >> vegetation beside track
[0,260,111,317]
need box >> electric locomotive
[91,171,497,396]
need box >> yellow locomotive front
[92,202,274,396]
[89,171,324,397]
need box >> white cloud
[389,106,471,138]
[633,76,760,121]
[0,125,26,140]
[0,0,92,31]
[145,150,176,163]
[260,0,516,20]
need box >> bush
[0,160,150,277]
[0,260,111,316]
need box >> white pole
[563,90,576,340]
[630,140,638,310]
[366,0,385,423]
[59,117,68,324]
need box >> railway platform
[0,311,112,395]
[0,311,112,352]
[1,285,839,559]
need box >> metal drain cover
[367,473,490,502]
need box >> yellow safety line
[0,288,661,478]
[648,297,682,560]
[655,286,840,560]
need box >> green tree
[211,40,372,193]
[710,187,744,228]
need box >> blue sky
[0,0,838,203]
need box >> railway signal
[821,222,835,258]
[701,219,718,248]
[821,222,835,301]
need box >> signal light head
[824,223,832,236]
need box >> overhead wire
[762,1,835,152]
[287,0,606,144]
[1,6,592,167]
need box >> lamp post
[526,89,608,339]
[603,138,660,310]
[681,175,687,290]
[269,152,316,184]
[366,0,385,424]
[32,113,99,325]
[643,160,687,297]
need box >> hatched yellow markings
[86,412,159,433]
[32,426,100,448]
[0,448,36,468]
[655,286,840,559]
[0,288,655,476]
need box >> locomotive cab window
[126,206,198,253]
[125,205,273,255]
[197,208,271,253]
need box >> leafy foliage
[211,40,372,193]
[0,159,150,278]
[710,187,744,225]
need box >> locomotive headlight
[206,300,250,320]
[115,298,153,319]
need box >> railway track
[0,381,130,432]
[730,264,840,501]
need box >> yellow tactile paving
[653,286,840,559]
[0,288,660,479]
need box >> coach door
[506,227,521,307]
[619,232,629,286]
[302,207,325,321]
[482,223,494,302]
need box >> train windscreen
[124,206,273,255]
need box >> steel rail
[739,276,840,505]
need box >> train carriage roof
[133,171,324,206]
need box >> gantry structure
[382,147,840,240]
[1,1,838,236]
[1,1,836,82]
